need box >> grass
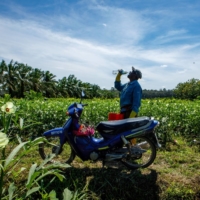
[3,136,200,200]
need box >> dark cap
[132,66,142,79]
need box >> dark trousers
[120,110,132,119]
[120,105,138,119]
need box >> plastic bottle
[112,70,128,75]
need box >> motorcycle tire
[121,136,156,169]
[39,136,76,164]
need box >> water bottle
[112,70,128,75]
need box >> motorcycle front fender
[43,127,66,145]
[42,118,72,144]
[43,127,63,137]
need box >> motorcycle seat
[96,116,152,135]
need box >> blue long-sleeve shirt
[114,80,142,113]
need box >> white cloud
[160,65,168,68]
[178,69,187,74]
[0,0,200,90]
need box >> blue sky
[0,0,200,90]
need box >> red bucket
[108,112,124,120]
[116,113,124,120]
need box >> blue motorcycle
[39,92,161,169]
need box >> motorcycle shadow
[64,161,160,200]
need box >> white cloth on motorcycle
[96,116,151,135]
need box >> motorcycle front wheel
[39,136,76,164]
[121,136,156,169]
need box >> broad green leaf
[0,163,4,170]
[72,190,78,200]
[16,134,23,144]
[26,171,41,189]
[42,162,71,170]
[35,171,65,183]
[26,163,37,187]
[63,188,73,200]
[36,154,56,170]
[8,182,15,200]
[26,187,40,198]
[51,171,65,182]
[4,141,28,168]
[49,190,59,200]
[29,136,48,146]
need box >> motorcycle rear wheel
[121,136,156,169]
[39,136,75,164]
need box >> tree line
[0,60,104,99]
[1,60,198,100]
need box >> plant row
[3,97,200,143]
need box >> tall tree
[65,75,82,98]
[0,60,19,97]
[29,68,43,93]
[42,71,57,97]
[57,77,69,97]
[174,78,200,100]
[15,63,32,97]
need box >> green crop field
[8,97,200,142]
[0,97,200,199]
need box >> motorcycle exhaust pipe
[105,153,125,161]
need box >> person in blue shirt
[114,67,142,119]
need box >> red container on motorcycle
[108,112,124,120]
